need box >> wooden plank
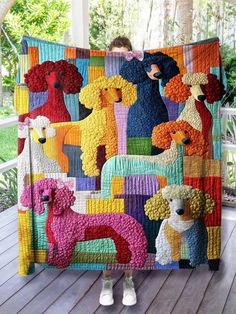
[70,271,124,313]
[18,270,86,314]
[95,270,151,314]
[0,205,17,220]
[0,268,63,312]
[171,218,236,314]
[0,265,44,305]
[0,243,18,269]
[0,231,18,254]
[146,269,193,314]
[0,210,17,229]
[44,271,101,314]
[196,221,236,314]
[0,220,17,241]
[222,274,236,314]
[119,270,171,314]
[0,258,18,286]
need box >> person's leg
[102,270,112,278]
[122,270,137,306]
[99,270,114,306]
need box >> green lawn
[0,125,18,164]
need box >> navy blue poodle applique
[120,51,180,155]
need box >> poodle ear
[20,185,33,208]
[203,192,216,215]
[120,58,147,84]
[79,82,102,110]
[45,126,56,138]
[204,73,225,103]
[118,78,137,106]
[152,123,172,149]
[52,187,75,216]
[154,52,180,87]
[164,74,190,103]
[144,191,170,220]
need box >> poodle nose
[41,195,49,201]
[182,137,190,144]
[38,138,46,144]
[53,82,61,88]
[153,72,163,79]
[117,98,122,103]
[198,95,206,101]
[176,208,184,215]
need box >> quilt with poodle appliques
[15,36,225,275]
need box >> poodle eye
[116,88,120,91]
[184,130,188,134]
[104,88,108,91]
[189,84,192,87]
[46,71,51,76]
[169,199,173,202]
[40,189,44,193]
[172,131,176,134]
[42,127,46,130]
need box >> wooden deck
[0,206,236,314]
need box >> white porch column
[71,0,89,48]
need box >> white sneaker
[99,277,114,306]
[122,276,137,306]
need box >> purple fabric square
[162,96,179,121]
[29,91,48,111]
[76,177,96,191]
[124,175,159,196]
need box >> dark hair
[109,36,132,51]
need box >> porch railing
[0,109,236,175]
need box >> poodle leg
[155,221,172,265]
[47,243,59,266]
[81,149,100,177]
[165,224,182,261]
[105,140,117,160]
[52,241,75,268]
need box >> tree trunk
[163,0,172,46]
[175,0,193,44]
[0,0,16,107]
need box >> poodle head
[24,60,83,94]
[120,51,180,86]
[144,185,215,220]
[164,72,225,103]
[152,120,208,156]
[18,116,56,144]
[20,178,75,215]
[79,75,137,110]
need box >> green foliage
[0,159,17,211]
[223,151,236,189]
[0,124,17,163]
[221,44,236,107]
[1,0,71,85]
[89,0,138,50]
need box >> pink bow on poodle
[124,51,144,61]
[57,178,74,190]
[18,118,31,130]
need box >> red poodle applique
[20,60,83,123]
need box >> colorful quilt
[15,36,225,276]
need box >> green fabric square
[90,56,105,67]
[127,137,152,155]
